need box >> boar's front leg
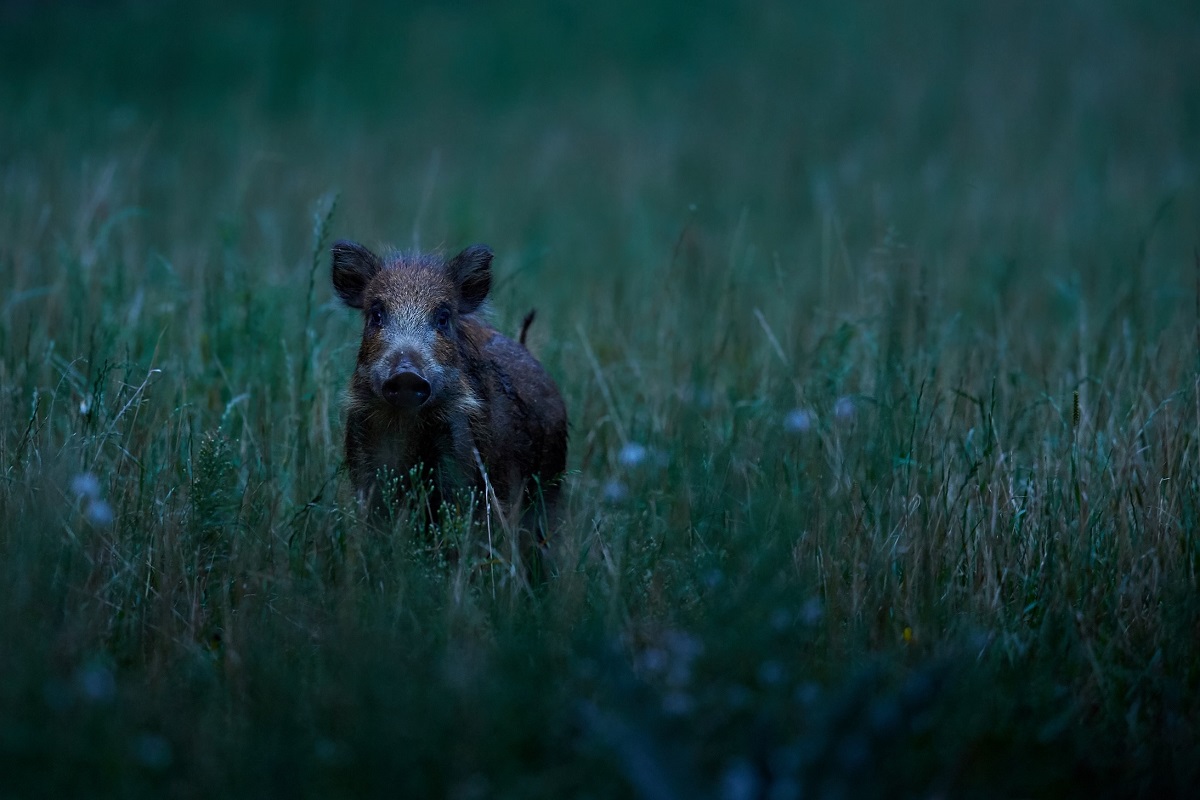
[344,407,392,520]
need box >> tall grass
[2,0,1199,796]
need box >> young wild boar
[331,240,568,543]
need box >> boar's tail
[519,309,537,347]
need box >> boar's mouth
[377,368,432,410]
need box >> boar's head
[332,241,491,414]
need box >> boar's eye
[434,306,452,335]
[367,302,385,329]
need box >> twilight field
[2,1,1199,797]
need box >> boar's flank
[331,240,568,540]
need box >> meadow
[2,1,1199,796]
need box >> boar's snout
[375,351,433,410]
[380,367,431,410]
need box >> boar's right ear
[331,240,382,309]
[447,244,493,314]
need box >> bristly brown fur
[332,241,568,549]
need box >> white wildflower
[784,408,816,433]
[70,473,101,499]
[87,499,114,527]
[602,479,629,504]
[834,395,855,420]
[618,442,649,467]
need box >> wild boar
[331,240,568,546]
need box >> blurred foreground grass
[2,1,1199,796]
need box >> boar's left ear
[331,240,382,309]
[447,244,493,314]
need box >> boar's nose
[381,369,431,410]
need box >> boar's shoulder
[469,330,567,483]
[480,333,564,421]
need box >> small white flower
[618,442,649,467]
[76,662,115,704]
[784,408,816,433]
[602,479,629,504]
[87,499,114,527]
[834,395,856,420]
[70,473,101,500]
[72,473,113,525]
